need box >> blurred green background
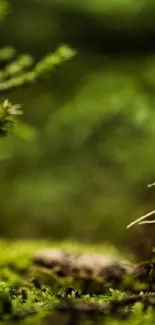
[0,0,155,250]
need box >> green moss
[0,240,154,324]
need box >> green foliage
[0,2,76,137]
[34,45,76,76]
[0,33,76,139]
[0,45,76,91]
[0,0,76,147]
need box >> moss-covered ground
[0,240,155,325]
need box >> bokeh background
[0,0,155,253]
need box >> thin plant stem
[138,220,155,225]
[126,210,155,229]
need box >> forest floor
[0,240,155,325]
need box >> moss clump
[0,240,155,324]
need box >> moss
[0,240,154,324]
